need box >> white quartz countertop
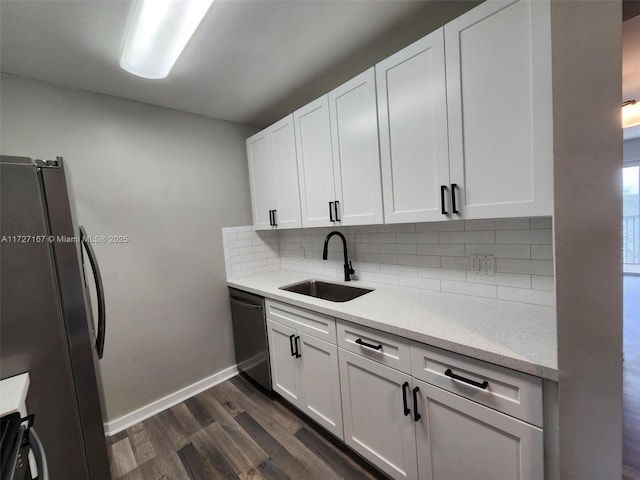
[228,271,558,381]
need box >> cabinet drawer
[266,300,336,343]
[411,343,543,427]
[337,320,411,373]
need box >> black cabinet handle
[334,200,340,221]
[289,334,296,357]
[294,335,301,358]
[402,381,411,416]
[355,338,382,351]
[268,210,274,226]
[444,368,488,389]
[272,210,278,227]
[412,386,421,422]
[329,202,335,222]
[451,183,459,215]
[440,185,448,215]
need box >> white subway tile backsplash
[532,275,555,291]
[357,271,399,285]
[464,218,530,231]
[531,244,553,260]
[465,244,531,259]
[496,229,552,245]
[396,232,439,244]
[439,231,495,244]
[416,221,464,232]
[398,276,441,291]
[378,223,416,233]
[398,254,440,268]
[417,244,466,256]
[466,272,532,289]
[530,217,553,229]
[379,243,417,254]
[418,267,467,282]
[440,256,471,270]
[442,280,497,299]
[223,216,555,307]
[380,264,418,277]
[497,287,555,306]
[496,259,554,276]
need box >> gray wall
[551,2,622,478]
[0,74,256,421]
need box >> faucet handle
[347,261,355,274]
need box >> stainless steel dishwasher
[228,288,272,390]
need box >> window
[624,165,640,265]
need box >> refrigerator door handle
[80,226,106,359]
[27,427,50,480]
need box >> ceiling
[0,0,478,128]
[1,1,638,132]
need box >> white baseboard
[104,364,238,436]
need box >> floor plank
[126,423,156,466]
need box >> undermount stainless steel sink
[279,280,373,302]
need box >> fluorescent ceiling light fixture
[623,100,640,129]
[120,0,214,79]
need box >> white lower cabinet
[339,349,418,480]
[266,319,343,439]
[414,378,544,480]
[266,305,546,480]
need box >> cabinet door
[339,349,418,480]
[298,333,344,439]
[247,130,276,229]
[294,96,337,228]
[266,320,302,407]
[445,0,552,219]
[329,68,383,225]
[376,29,450,224]
[270,115,302,229]
[414,379,544,480]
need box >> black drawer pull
[334,200,340,221]
[401,381,410,416]
[294,335,301,358]
[329,202,335,222]
[451,183,460,215]
[355,338,382,351]
[272,210,278,227]
[440,185,448,215]
[412,386,421,422]
[444,368,488,389]
[289,334,296,357]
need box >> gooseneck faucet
[322,231,355,281]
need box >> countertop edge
[227,277,559,382]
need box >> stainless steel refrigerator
[0,155,110,480]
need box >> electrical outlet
[470,254,495,276]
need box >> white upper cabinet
[445,0,553,219]
[295,68,383,227]
[376,28,450,224]
[247,114,302,230]
[329,68,384,226]
[294,96,337,228]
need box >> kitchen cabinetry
[246,114,301,230]
[414,379,544,480]
[339,349,418,480]
[376,0,552,223]
[445,0,552,219]
[265,301,343,439]
[294,68,383,227]
[376,28,450,224]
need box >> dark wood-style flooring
[107,375,385,480]
[625,275,640,480]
